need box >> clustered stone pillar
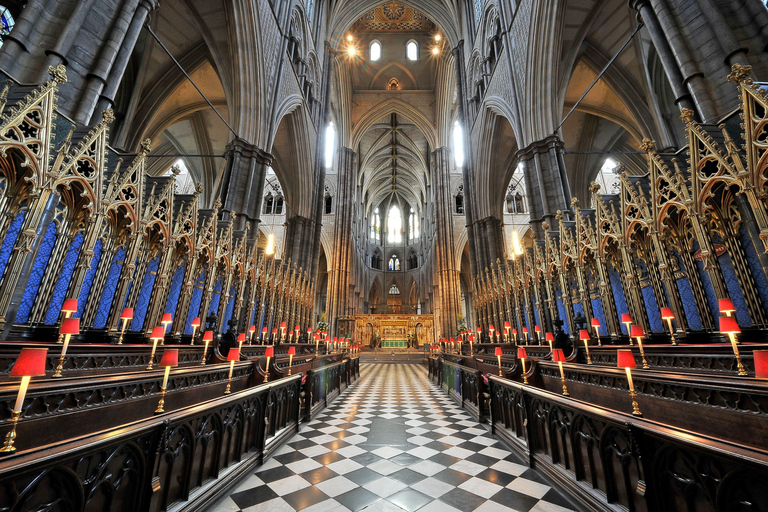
[326,147,356,336]
[518,136,572,235]
[220,138,273,234]
[433,148,461,338]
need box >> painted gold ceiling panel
[354,2,434,32]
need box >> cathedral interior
[0,0,767,511]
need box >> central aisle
[213,364,576,512]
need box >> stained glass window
[130,257,159,330]
[185,269,206,333]
[45,232,84,325]
[76,239,102,318]
[17,221,57,324]
[93,246,125,329]
[306,0,314,21]
[389,283,400,294]
[387,206,402,244]
[164,262,186,318]
[453,121,465,168]
[474,0,483,24]
[388,254,400,271]
[0,7,14,48]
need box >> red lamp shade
[10,348,48,377]
[450,337,455,343]
[288,347,296,356]
[660,307,674,320]
[249,325,256,333]
[630,325,645,338]
[262,327,268,334]
[495,347,503,356]
[333,337,338,342]
[307,328,312,334]
[617,349,637,369]
[621,314,632,324]
[719,298,735,313]
[517,347,527,359]
[504,321,511,329]
[591,318,601,327]
[237,333,246,343]
[753,351,768,378]
[469,334,475,342]
[202,331,214,342]
[60,317,80,335]
[325,335,331,342]
[579,329,590,341]
[535,326,541,333]
[161,313,172,324]
[546,332,554,342]
[719,316,741,334]
[522,327,529,334]
[512,329,518,335]
[272,329,278,334]
[314,334,320,341]
[552,348,566,362]
[191,317,201,328]
[264,347,274,358]
[294,325,300,332]
[150,326,165,340]
[489,325,495,332]
[121,308,134,320]
[159,349,179,367]
[227,348,240,362]
[61,298,78,313]
[280,321,287,329]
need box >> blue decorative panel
[93,247,125,329]
[739,225,768,317]
[208,276,222,316]
[164,262,185,320]
[641,286,664,333]
[609,268,629,334]
[16,221,57,323]
[676,277,702,331]
[718,252,752,327]
[0,211,25,281]
[131,257,159,331]
[222,285,236,329]
[76,239,102,318]
[185,270,206,334]
[591,298,606,336]
[44,232,84,324]
[556,291,570,334]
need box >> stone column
[518,135,571,236]
[326,147,355,336]
[219,138,273,234]
[433,147,461,338]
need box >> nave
[213,363,574,512]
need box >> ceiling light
[348,46,356,56]
[435,34,441,41]
[432,47,439,55]
[347,34,354,42]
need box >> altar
[349,314,435,349]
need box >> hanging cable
[554,22,643,135]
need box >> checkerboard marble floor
[211,363,577,512]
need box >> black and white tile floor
[211,363,577,512]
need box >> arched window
[371,251,381,269]
[408,208,420,241]
[406,40,418,61]
[387,205,402,244]
[455,194,464,214]
[389,283,400,294]
[324,194,333,214]
[274,196,284,215]
[325,122,336,169]
[388,255,400,271]
[370,40,381,61]
[408,251,418,269]
[0,7,15,47]
[371,208,381,242]
[264,194,274,214]
[408,210,414,242]
[453,121,465,168]
[474,0,483,24]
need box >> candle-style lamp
[52,317,79,378]
[307,328,312,345]
[511,328,518,344]
[272,328,278,344]
[469,334,474,355]
[155,349,178,413]
[261,327,267,344]
[58,299,78,344]
[517,347,529,384]
[630,325,650,369]
[753,350,768,378]
[161,313,173,340]
[534,325,542,345]
[504,321,511,343]
[720,317,748,376]
[288,346,296,375]
[617,350,642,416]
[495,347,503,376]
[280,321,287,343]
[579,329,593,364]
[314,333,320,354]
[263,346,274,382]
[457,337,462,354]
[225,347,240,394]
[294,325,300,343]
[719,298,736,317]
[190,317,201,345]
[325,334,331,354]
[522,327,529,344]
[201,330,213,365]
[333,337,338,352]
[591,318,602,346]
[552,348,569,396]
[489,325,495,343]
[248,325,256,345]
[237,333,246,350]
[476,327,482,344]
[546,332,554,353]
[118,308,133,345]
[621,314,633,344]
[0,348,48,454]
[147,326,164,370]
[660,308,676,345]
